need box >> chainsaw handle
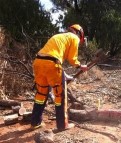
[73,61,96,79]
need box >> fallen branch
[67,88,84,107]
[0,55,34,79]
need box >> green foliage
[0,0,59,42]
[51,0,121,56]
[97,10,121,56]
[88,38,98,52]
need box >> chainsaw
[66,48,108,105]
[67,48,107,84]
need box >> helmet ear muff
[76,30,82,38]
[69,27,82,38]
[74,29,84,42]
[68,27,77,34]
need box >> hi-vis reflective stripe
[55,102,61,106]
[35,100,44,104]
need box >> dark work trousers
[31,89,50,126]
[55,71,68,129]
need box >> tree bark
[0,99,21,107]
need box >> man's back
[38,32,80,65]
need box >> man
[31,24,88,131]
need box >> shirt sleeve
[67,36,80,67]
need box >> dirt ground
[0,59,121,143]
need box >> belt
[36,55,61,64]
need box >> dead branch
[0,54,34,78]
[5,69,33,79]
[67,88,85,106]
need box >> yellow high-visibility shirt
[38,32,80,67]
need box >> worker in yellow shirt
[31,24,88,131]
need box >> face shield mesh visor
[76,29,84,44]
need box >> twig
[0,54,34,78]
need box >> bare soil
[0,59,121,143]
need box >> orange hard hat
[70,24,83,32]
[69,24,84,44]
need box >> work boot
[65,123,75,130]
[31,122,46,130]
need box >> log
[22,111,32,121]
[19,107,26,116]
[12,105,21,113]
[97,109,121,122]
[0,99,21,107]
[69,107,121,122]
[4,113,19,125]
[69,108,97,121]
[12,105,27,116]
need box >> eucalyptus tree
[50,0,121,56]
[0,0,59,42]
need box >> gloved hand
[80,64,88,72]
[64,71,74,81]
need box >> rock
[34,129,54,143]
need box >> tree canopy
[0,0,121,56]
[0,0,59,42]
[50,0,121,56]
